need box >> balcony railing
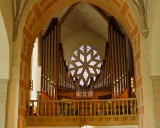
[26,98,138,117]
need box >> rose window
[69,44,102,87]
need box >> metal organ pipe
[107,17,129,98]
[50,30,54,97]
[41,38,45,91]
[41,18,59,99]
[45,37,48,93]
[117,34,122,93]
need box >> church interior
[0,0,160,128]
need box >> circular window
[69,44,102,87]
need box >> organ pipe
[41,38,45,91]
[41,18,59,99]
[86,16,133,99]
[120,37,125,91]
[40,16,134,99]
[44,37,48,93]
[117,33,122,93]
[107,17,130,98]
[50,30,54,83]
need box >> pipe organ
[108,17,128,98]
[41,18,59,99]
[93,44,112,91]
[93,17,134,98]
[58,44,76,92]
[40,17,134,100]
[41,18,77,100]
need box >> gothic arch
[22,0,142,89]
[20,0,144,127]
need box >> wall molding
[0,79,9,83]
[150,76,160,80]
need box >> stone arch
[22,0,142,85]
[20,0,144,127]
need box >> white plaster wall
[148,0,160,76]
[0,10,9,79]
[140,34,155,128]
[0,8,10,128]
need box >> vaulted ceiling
[61,2,108,64]
[42,2,109,65]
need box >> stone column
[151,76,160,128]
[0,79,8,128]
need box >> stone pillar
[151,76,160,128]
[0,79,8,128]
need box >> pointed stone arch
[20,0,144,127]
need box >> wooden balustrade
[26,98,138,117]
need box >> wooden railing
[26,98,137,117]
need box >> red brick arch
[20,0,143,128]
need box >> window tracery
[69,44,102,86]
